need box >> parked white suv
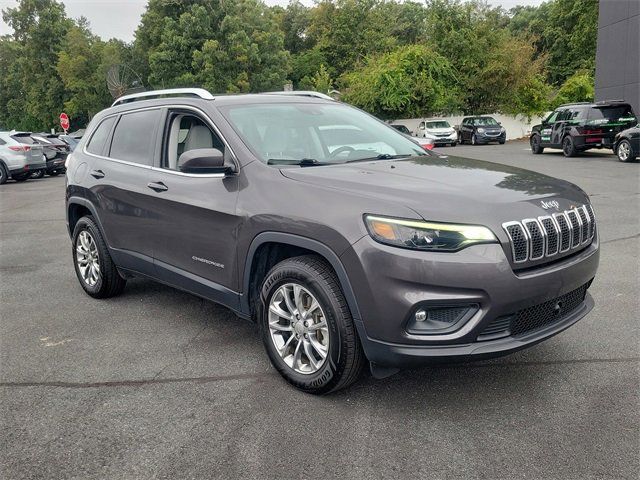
[0,132,46,184]
[417,119,458,147]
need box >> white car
[416,119,458,146]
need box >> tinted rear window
[11,135,36,144]
[86,116,117,155]
[588,105,636,123]
[109,110,161,165]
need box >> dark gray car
[65,89,599,393]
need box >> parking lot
[1,140,638,479]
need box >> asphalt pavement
[1,141,638,479]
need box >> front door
[550,109,568,146]
[146,108,242,305]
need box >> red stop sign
[59,113,70,131]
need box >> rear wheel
[616,139,636,162]
[260,255,365,394]
[0,164,7,185]
[562,136,577,157]
[530,134,544,154]
[72,216,126,298]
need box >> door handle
[90,169,105,179]
[147,181,168,192]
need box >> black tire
[471,134,478,145]
[72,216,126,299]
[0,164,7,185]
[259,255,365,394]
[499,140,505,145]
[451,142,457,147]
[530,134,544,154]
[13,174,29,182]
[30,169,45,179]
[616,139,636,162]
[562,136,577,157]
[49,171,60,177]
[457,133,464,145]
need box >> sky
[0,0,545,43]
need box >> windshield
[588,105,636,124]
[221,103,426,164]
[391,124,410,134]
[470,117,499,126]
[426,121,450,129]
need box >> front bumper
[430,135,458,145]
[340,235,599,367]
[476,132,506,143]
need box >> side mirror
[178,148,229,174]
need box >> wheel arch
[241,232,362,324]
[66,197,105,240]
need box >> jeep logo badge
[541,200,560,210]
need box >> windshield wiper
[267,158,326,167]
[344,154,413,163]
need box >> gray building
[595,0,640,115]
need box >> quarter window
[86,116,116,155]
[109,109,161,166]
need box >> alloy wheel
[618,141,630,161]
[76,230,101,287]
[268,283,329,374]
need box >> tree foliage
[0,0,600,131]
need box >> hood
[425,127,455,134]
[280,155,588,227]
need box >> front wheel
[616,139,636,162]
[72,216,126,298]
[530,134,544,154]
[562,136,578,157]
[471,134,478,145]
[457,133,464,145]
[260,255,365,394]
[450,142,457,147]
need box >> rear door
[550,109,569,146]
[145,107,241,299]
[84,108,162,272]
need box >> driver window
[163,113,225,171]
[546,111,559,124]
[418,122,425,130]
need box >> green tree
[2,0,72,130]
[146,0,289,93]
[343,44,460,119]
[552,71,595,107]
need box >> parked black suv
[66,89,599,393]
[457,116,506,145]
[530,101,637,157]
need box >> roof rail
[111,88,215,107]
[263,91,335,101]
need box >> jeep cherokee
[65,89,599,393]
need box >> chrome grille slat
[503,204,596,265]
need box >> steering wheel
[329,146,355,158]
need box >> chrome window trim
[538,215,560,257]
[502,221,529,264]
[83,104,238,177]
[522,218,545,260]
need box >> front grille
[502,204,595,264]
[477,282,590,339]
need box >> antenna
[106,64,145,100]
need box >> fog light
[415,309,427,322]
[406,305,479,335]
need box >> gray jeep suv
[66,89,599,393]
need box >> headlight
[423,132,437,140]
[477,128,485,133]
[364,215,497,252]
